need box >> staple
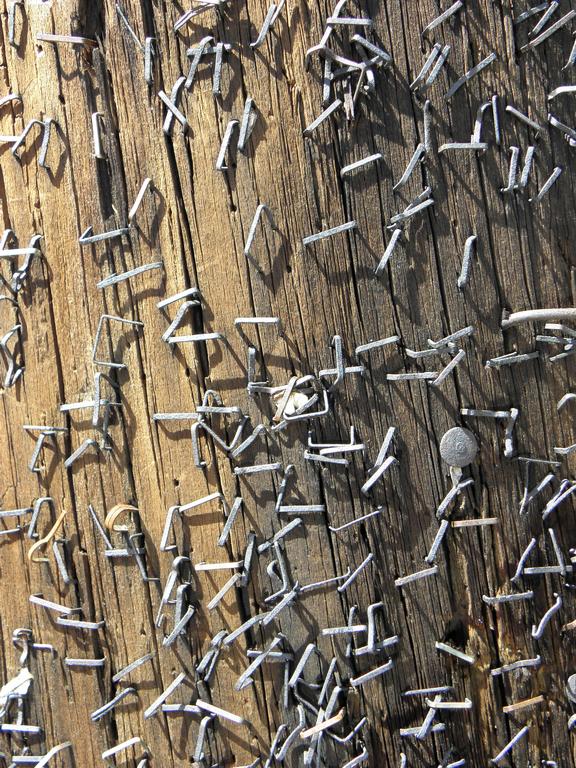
[461,407,510,418]
[426,698,472,710]
[91,687,137,721]
[158,287,201,309]
[234,462,282,476]
[115,3,144,51]
[373,227,403,276]
[482,591,533,605]
[263,585,299,625]
[33,742,73,768]
[56,617,105,630]
[405,346,450,359]
[532,593,562,638]
[410,44,442,90]
[502,695,544,714]
[257,518,301,553]
[305,450,349,467]
[520,472,556,515]
[144,37,155,83]
[37,32,96,47]
[491,725,529,764]
[238,96,257,152]
[431,349,466,387]
[78,225,130,245]
[244,202,277,257]
[564,36,576,69]
[403,685,453,697]
[445,52,496,100]
[213,41,227,94]
[486,351,540,368]
[241,532,257,586]
[340,153,383,178]
[217,496,243,547]
[192,714,214,762]
[303,99,343,136]
[505,104,542,134]
[520,10,576,51]
[429,326,474,348]
[161,300,198,342]
[7,1,23,47]
[425,520,450,563]
[321,624,368,637]
[274,705,306,761]
[530,166,563,203]
[524,565,572,575]
[514,3,548,24]
[435,642,475,664]
[11,119,49,163]
[504,407,519,457]
[444,761,466,768]
[174,4,219,31]
[223,613,267,647]
[337,553,373,594]
[516,145,536,189]
[236,635,284,690]
[299,569,352,593]
[422,1,462,37]
[558,392,576,411]
[195,557,243,572]
[162,704,201,716]
[0,324,23,386]
[102,737,147,761]
[303,220,357,247]
[351,33,391,65]
[52,539,71,585]
[160,77,188,134]
[418,698,442,741]
[38,118,54,168]
[471,101,491,142]
[393,143,425,191]
[88,504,113,549]
[216,119,239,170]
[402,723,447,738]
[451,517,497,527]
[543,481,576,518]
[342,748,370,767]
[438,141,487,153]
[185,36,215,88]
[389,198,435,227]
[437,478,474,519]
[500,146,520,193]
[350,659,394,688]
[423,99,432,152]
[64,438,100,469]
[387,371,438,382]
[143,672,186,719]
[128,178,153,223]
[97,261,163,289]
[548,113,576,142]
[1,723,41,734]
[355,634,399,657]
[196,699,246,725]
[0,93,22,109]
[250,3,280,48]
[112,652,155,683]
[548,527,566,573]
[395,565,438,588]
[163,605,195,646]
[422,45,451,90]
[28,594,82,616]
[320,57,334,105]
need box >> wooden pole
[0,0,575,765]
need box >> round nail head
[567,674,576,703]
[440,427,478,467]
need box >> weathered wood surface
[0,0,575,765]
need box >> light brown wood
[0,0,575,766]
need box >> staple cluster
[0,0,575,767]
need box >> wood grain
[0,0,575,765]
